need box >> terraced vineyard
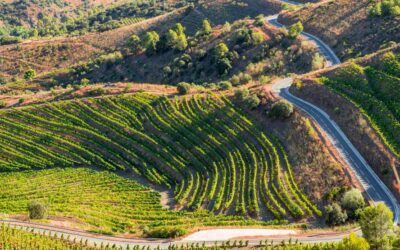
[0,168,267,235]
[323,52,400,156]
[0,92,320,223]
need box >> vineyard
[323,52,400,157]
[0,168,271,235]
[0,223,364,250]
[0,92,320,226]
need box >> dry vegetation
[279,0,400,60]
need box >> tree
[288,21,303,39]
[251,31,265,45]
[200,19,212,36]
[216,57,232,75]
[358,203,394,249]
[128,35,142,54]
[324,203,347,226]
[143,31,160,55]
[177,82,191,95]
[235,89,250,101]
[214,43,229,59]
[244,94,260,109]
[337,233,369,250]
[269,100,294,119]
[254,15,265,26]
[24,69,36,80]
[341,188,365,219]
[28,201,48,219]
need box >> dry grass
[279,0,400,60]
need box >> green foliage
[311,53,324,70]
[254,15,265,27]
[80,78,90,86]
[214,43,230,59]
[358,203,394,249]
[0,93,317,223]
[143,31,160,55]
[128,35,143,54]
[234,89,260,109]
[341,189,365,219]
[334,62,367,89]
[337,233,370,250]
[270,100,294,119]
[144,227,187,238]
[288,22,304,39]
[28,201,48,220]
[177,82,191,95]
[218,81,232,90]
[369,0,400,17]
[199,19,212,36]
[324,203,347,226]
[24,69,36,81]
[325,56,400,156]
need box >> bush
[28,201,48,220]
[341,188,365,219]
[86,87,106,96]
[145,227,187,238]
[0,101,6,108]
[254,15,265,27]
[288,22,303,39]
[269,100,293,118]
[177,82,191,95]
[334,62,367,89]
[24,69,36,81]
[218,81,232,90]
[259,75,271,84]
[80,78,90,86]
[235,89,260,109]
[324,203,347,226]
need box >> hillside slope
[279,0,400,60]
[291,46,400,199]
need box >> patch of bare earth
[291,78,400,200]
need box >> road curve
[1,0,399,248]
[267,15,400,224]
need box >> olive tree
[269,100,294,118]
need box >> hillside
[279,0,400,60]
[290,47,400,199]
[38,19,323,88]
[0,91,351,228]
[0,0,282,83]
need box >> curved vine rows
[0,93,319,220]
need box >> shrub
[341,188,365,219]
[0,101,6,108]
[145,227,187,238]
[244,94,260,109]
[311,53,324,70]
[80,78,90,86]
[230,75,241,86]
[334,62,367,89]
[127,34,142,54]
[28,201,48,220]
[0,76,6,85]
[288,22,303,39]
[269,100,293,118]
[324,203,347,226]
[24,69,36,81]
[234,89,250,101]
[259,75,271,84]
[254,15,265,27]
[177,82,191,95]
[218,81,232,90]
[86,87,106,96]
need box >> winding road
[1,0,399,248]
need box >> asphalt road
[1,0,399,248]
[267,16,400,223]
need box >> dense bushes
[234,89,260,109]
[369,0,400,17]
[177,82,191,94]
[144,227,187,238]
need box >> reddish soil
[291,78,400,200]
